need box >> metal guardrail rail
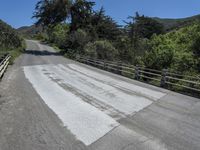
[0,53,10,79]
[76,56,200,96]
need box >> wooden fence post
[118,62,122,75]
[75,55,79,61]
[86,58,89,65]
[103,60,106,70]
[0,58,3,64]
[161,69,167,88]
[135,65,140,80]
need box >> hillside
[154,14,200,31]
[0,19,23,61]
[0,19,22,51]
[17,25,42,38]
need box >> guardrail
[0,53,10,79]
[76,56,200,97]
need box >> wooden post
[103,60,106,70]
[161,69,167,88]
[86,58,89,65]
[118,62,122,75]
[135,65,140,80]
[0,58,3,64]
[75,55,80,61]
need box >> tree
[70,0,95,31]
[33,0,71,27]
[125,12,164,44]
[125,12,141,49]
[135,14,164,39]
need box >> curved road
[0,40,200,150]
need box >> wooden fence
[76,56,200,97]
[0,53,10,79]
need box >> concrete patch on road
[69,64,166,101]
[23,63,167,146]
[23,65,119,146]
[49,64,153,115]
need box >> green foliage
[32,0,199,78]
[33,32,48,41]
[154,14,200,31]
[143,46,174,70]
[191,35,200,57]
[0,20,22,50]
[126,12,164,40]
[66,29,90,54]
[70,0,95,31]
[121,12,164,61]
[89,8,122,41]
[173,52,196,72]
[84,42,97,58]
[84,40,118,60]
[143,23,200,74]
[135,15,164,39]
[114,36,134,63]
[0,19,24,63]
[48,23,69,48]
[33,0,71,27]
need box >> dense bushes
[84,40,118,60]
[44,19,200,77]
[142,23,200,75]
[0,19,23,62]
[0,20,22,51]
[47,24,69,48]
[66,29,90,53]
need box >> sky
[0,0,200,29]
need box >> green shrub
[66,29,90,54]
[84,40,118,60]
[142,23,200,73]
[0,19,22,50]
[48,24,69,48]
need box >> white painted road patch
[69,64,166,101]
[24,65,119,146]
[48,64,153,115]
[23,64,166,145]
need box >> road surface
[0,40,200,150]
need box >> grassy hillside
[0,19,24,62]
[17,25,42,39]
[154,14,200,31]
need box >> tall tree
[90,7,122,41]
[126,12,164,40]
[135,14,164,39]
[125,12,140,48]
[33,0,71,27]
[33,0,95,31]
[70,0,95,31]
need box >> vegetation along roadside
[18,0,200,97]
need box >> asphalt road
[0,40,200,150]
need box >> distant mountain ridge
[17,14,200,37]
[154,14,200,31]
[17,25,42,38]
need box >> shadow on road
[24,50,63,56]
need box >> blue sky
[0,0,200,28]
